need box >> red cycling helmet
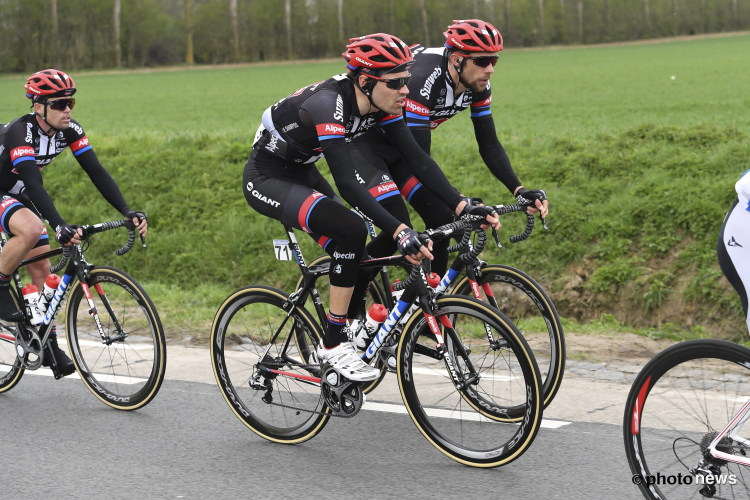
[444,20,503,53]
[25,69,76,101]
[343,34,414,76]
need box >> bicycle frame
[707,397,750,466]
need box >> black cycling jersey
[0,114,129,230]
[403,45,521,194]
[252,74,462,237]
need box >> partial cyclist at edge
[243,33,499,382]
[0,69,148,375]
[350,19,550,280]
[718,168,750,335]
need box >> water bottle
[354,303,388,349]
[391,279,404,302]
[36,274,61,317]
[22,283,44,325]
[426,272,440,289]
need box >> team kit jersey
[0,113,128,234]
[403,45,492,132]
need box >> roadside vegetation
[1,35,747,342]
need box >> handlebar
[50,218,146,273]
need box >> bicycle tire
[624,339,750,499]
[211,285,330,444]
[294,254,389,395]
[65,267,166,410]
[397,295,543,467]
[0,324,24,394]
[451,264,565,410]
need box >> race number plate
[273,239,293,261]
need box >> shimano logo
[333,95,344,122]
[25,123,33,143]
[282,122,299,133]
[381,174,391,182]
[333,264,342,274]
[419,66,442,98]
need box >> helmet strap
[354,73,378,109]
[451,54,472,89]
[33,101,59,136]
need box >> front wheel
[0,324,24,393]
[397,295,543,467]
[65,267,166,410]
[451,264,565,410]
[624,339,750,499]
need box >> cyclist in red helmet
[244,34,498,381]
[0,69,148,375]
[350,20,549,279]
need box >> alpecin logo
[11,147,34,160]
[405,99,429,115]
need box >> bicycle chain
[264,397,360,419]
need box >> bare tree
[538,0,545,44]
[285,0,292,58]
[732,0,738,25]
[419,0,430,46]
[701,0,707,31]
[51,0,59,65]
[230,0,239,61]
[671,0,678,34]
[577,0,583,42]
[114,0,121,67]
[389,0,395,34]
[472,0,478,17]
[185,0,194,63]
[505,0,511,32]
[605,0,611,36]
[337,0,344,41]
[643,0,651,33]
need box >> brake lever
[140,235,147,249]
[492,229,503,249]
[541,216,549,230]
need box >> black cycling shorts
[0,191,50,249]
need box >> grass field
[1,34,749,341]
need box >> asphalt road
[0,372,643,500]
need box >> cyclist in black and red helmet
[0,69,147,375]
[244,34,498,381]
[350,20,549,279]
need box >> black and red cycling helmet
[444,20,503,53]
[25,69,76,102]
[343,33,414,76]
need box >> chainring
[320,365,364,418]
[15,325,43,370]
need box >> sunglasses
[47,98,76,111]
[369,74,411,90]
[461,55,499,68]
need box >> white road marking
[0,366,146,385]
[363,400,570,428]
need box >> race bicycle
[211,212,544,467]
[0,218,166,410]
[295,203,565,409]
[624,339,750,499]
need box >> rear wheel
[211,285,330,444]
[0,321,24,393]
[397,295,543,467]
[624,339,750,499]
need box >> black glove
[123,210,147,224]
[55,224,80,245]
[515,188,547,207]
[396,228,424,257]
[459,200,497,221]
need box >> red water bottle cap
[390,279,400,292]
[367,303,388,322]
[46,274,61,288]
[22,283,38,295]
[426,272,440,288]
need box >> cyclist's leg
[0,195,44,319]
[346,139,413,318]
[243,153,368,348]
[390,166,455,277]
[718,198,750,334]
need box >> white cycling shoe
[316,341,380,382]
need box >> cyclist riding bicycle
[243,34,499,382]
[718,169,750,335]
[349,19,549,279]
[0,69,148,375]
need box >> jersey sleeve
[64,121,130,215]
[737,169,750,210]
[2,119,66,229]
[379,115,462,210]
[469,85,522,195]
[403,98,432,132]
[305,92,405,236]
